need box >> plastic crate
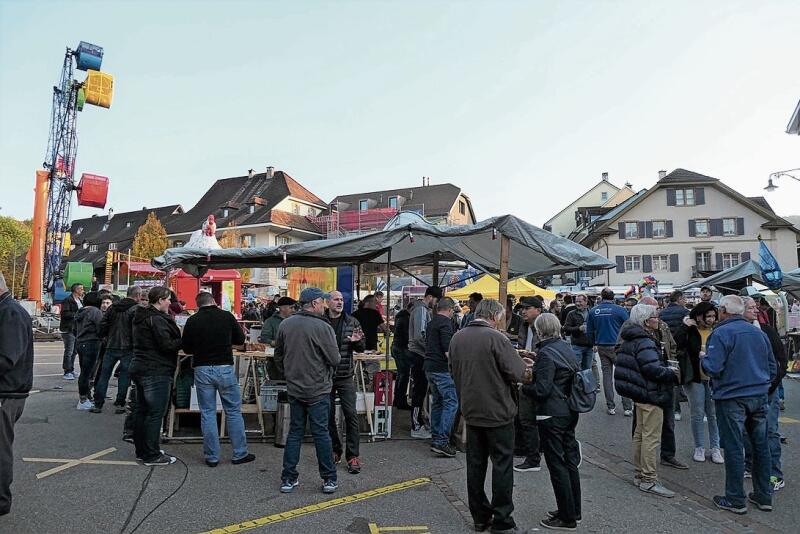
[260,382,287,412]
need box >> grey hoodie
[407,298,431,355]
[274,310,341,402]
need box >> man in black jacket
[182,292,254,467]
[129,286,182,466]
[324,291,365,473]
[392,302,412,409]
[92,286,141,413]
[515,296,544,473]
[0,273,34,516]
[59,282,84,380]
[424,297,458,458]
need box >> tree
[131,212,168,260]
[218,224,252,283]
[0,216,32,297]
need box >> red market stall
[171,268,242,317]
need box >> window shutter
[695,188,705,205]
[669,254,679,272]
[736,217,745,235]
[616,256,625,273]
[710,218,723,236]
[665,220,674,238]
[666,189,676,206]
[644,221,653,238]
[642,255,652,273]
[638,221,646,239]
[741,251,751,262]
[688,220,696,237]
[618,222,625,239]
[715,253,723,270]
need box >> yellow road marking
[23,447,138,479]
[369,525,430,533]
[778,416,799,424]
[200,477,432,534]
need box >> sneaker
[76,399,94,410]
[333,452,342,465]
[744,470,752,479]
[546,510,582,523]
[122,434,134,444]
[89,405,103,413]
[514,460,541,472]
[713,495,747,515]
[674,412,682,421]
[114,406,126,415]
[205,460,219,467]
[322,479,338,494]
[747,493,773,512]
[411,427,432,439]
[232,453,256,465]
[143,454,176,466]
[623,409,633,417]
[576,439,583,468]
[771,476,785,491]
[63,372,76,380]
[473,522,489,532]
[431,443,457,458]
[347,457,362,474]
[661,456,689,470]
[540,516,577,531]
[280,479,299,493]
[711,448,724,464]
[693,447,706,462]
[639,481,676,498]
[607,408,616,415]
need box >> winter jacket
[701,316,776,400]
[673,323,711,385]
[505,313,523,339]
[424,313,454,373]
[560,303,576,326]
[516,321,538,352]
[0,292,34,398]
[324,309,365,379]
[129,305,182,377]
[449,320,527,427]
[274,310,341,402]
[99,297,138,350]
[586,300,628,345]
[614,324,678,407]
[760,323,787,395]
[563,308,593,347]
[182,305,246,367]
[659,303,689,337]
[259,314,284,346]
[528,338,576,417]
[75,306,103,343]
[408,299,431,356]
[393,309,410,350]
[59,294,81,333]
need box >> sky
[1,0,798,228]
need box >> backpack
[552,348,597,413]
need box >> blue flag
[759,239,783,290]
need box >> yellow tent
[446,274,557,301]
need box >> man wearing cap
[700,286,715,305]
[424,297,458,457]
[260,296,296,380]
[275,288,342,495]
[514,296,544,473]
[407,286,443,439]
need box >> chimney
[658,170,667,180]
[624,181,632,188]
[601,172,609,181]
[248,169,255,178]
[266,166,275,178]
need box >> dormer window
[223,208,229,218]
[249,205,255,214]
[359,199,368,211]
[125,221,131,228]
[76,227,83,235]
[102,222,109,231]
[389,196,398,209]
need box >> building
[572,168,800,287]
[543,172,634,238]
[320,180,476,238]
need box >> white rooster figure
[185,214,221,249]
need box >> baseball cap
[299,287,330,303]
[518,296,544,309]
[276,296,297,306]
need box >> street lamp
[764,168,800,192]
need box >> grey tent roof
[152,214,616,279]
[682,261,800,298]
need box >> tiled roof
[330,183,466,219]
[264,209,323,234]
[657,168,719,184]
[747,196,775,214]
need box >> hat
[700,286,713,292]
[299,287,330,303]
[276,296,296,307]
[518,296,544,309]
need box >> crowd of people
[0,268,792,531]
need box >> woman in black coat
[615,304,679,498]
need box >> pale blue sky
[1,0,798,227]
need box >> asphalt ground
[2,341,798,533]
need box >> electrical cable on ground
[119,455,189,534]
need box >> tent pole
[499,235,510,306]
[356,263,362,304]
[432,252,440,287]
[394,265,430,286]
[379,249,392,440]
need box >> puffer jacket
[614,323,678,407]
[673,323,704,384]
[325,310,366,379]
[525,338,576,417]
[660,303,689,337]
[99,297,138,350]
[129,305,182,377]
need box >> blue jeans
[131,374,172,462]
[426,371,459,447]
[744,391,783,479]
[686,381,719,449]
[93,349,132,406]
[281,396,336,482]
[571,346,593,370]
[61,332,77,373]
[715,395,772,507]
[194,365,249,463]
